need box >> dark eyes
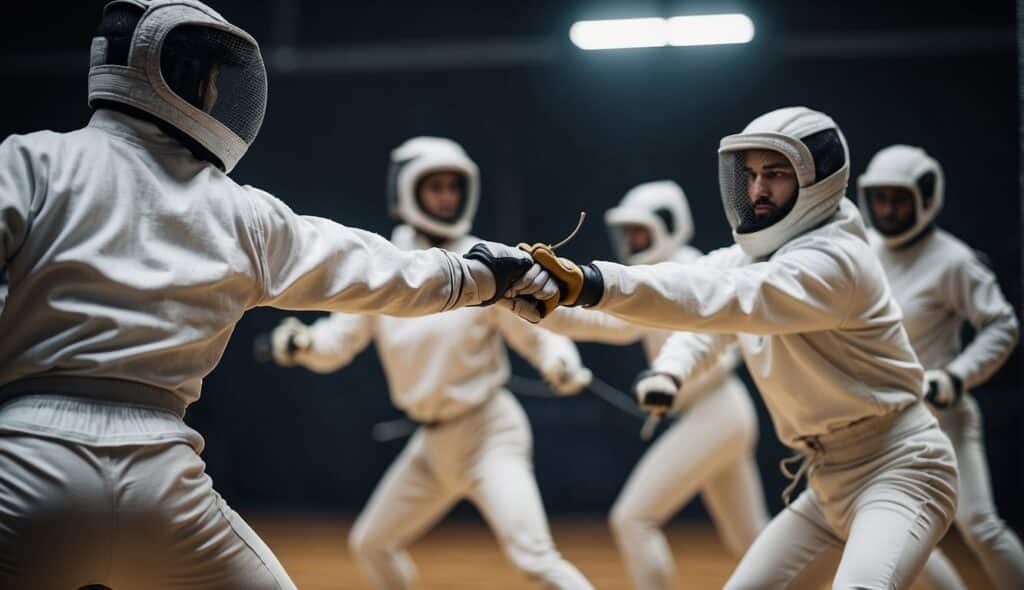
[747,171,782,179]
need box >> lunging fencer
[858,145,1023,590]
[540,181,768,589]
[512,107,960,589]
[266,137,595,590]
[0,2,556,589]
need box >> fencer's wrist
[923,369,961,409]
[632,369,681,412]
[464,258,496,303]
[574,263,604,307]
[636,370,681,391]
[945,369,964,397]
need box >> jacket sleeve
[539,306,647,344]
[243,187,485,315]
[0,135,47,272]
[651,331,738,407]
[592,242,855,335]
[944,251,1020,390]
[293,313,376,374]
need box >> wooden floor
[250,516,992,589]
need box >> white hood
[604,180,693,265]
[718,106,850,258]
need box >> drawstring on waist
[780,437,825,506]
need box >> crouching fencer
[513,107,960,589]
[858,145,1024,589]
[539,180,768,589]
[0,2,558,589]
[267,137,594,590]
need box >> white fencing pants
[609,377,768,590]
[348,391,593,590]
[917,394,1024,590]
[0,432,295,590]
[725,402,958,590]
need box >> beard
[736,196,798,234]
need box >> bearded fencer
[514,107,960,589]
[268,137,595,590]
[857,145,1023,590]
[0,3,556,588]
[540,180,768,589]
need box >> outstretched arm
[242,188,552,318]
[539,306,647,345]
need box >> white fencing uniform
[871,228,1023,589]
[591,199,959,589]
[289,226,593,590]
[524,109,958,588]
[0,111,490,589]
[544,245,768,590]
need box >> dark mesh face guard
[160,24,267,147]
[721,150,798,234]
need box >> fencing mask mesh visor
[89,0,267,173]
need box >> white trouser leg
[730,403,959,590]
[725,492,843,589]
[702,454,769,559]
[915,549,968,590]
[939,395,1024,588]
[609,378,766,590]
[831,494,953,589]
[348,432,457,590]
[0,433,296,590]
[467,394,593,590]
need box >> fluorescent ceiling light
[667,14,755,46]
[570,14,754,51]
[569,18,668,50]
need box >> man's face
[744,149,799,222]
[623,224,652,254]
[417,171,464,220]
[866,186,916,235]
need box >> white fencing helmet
[387,137,480,240]
[857,145,944,248]
[718,107,850,258]
[88,0,267,173]
[604,180,693,265]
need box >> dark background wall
[1,1,1020,528]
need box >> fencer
[268,136,595,590]
[0,2,555,589]
[540,180,768,589]
[858,145,1023,589]
[518,107,960,589]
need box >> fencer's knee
[608,501,651,541]
[500,532,563,581]
[348,521,385,558]
[608,504,632,537]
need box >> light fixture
[667,14,755,46]
[569,14,754,51]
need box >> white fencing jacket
[293,226,581,423]
[870,228,1018,389]
[0,110,484,414]
[542,245,741,411]
[591,199,923,447]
